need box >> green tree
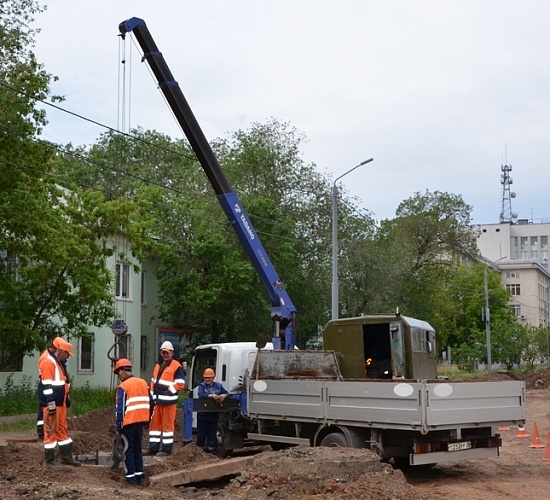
[0,1,151,367]
[492,320,529,371]
[356,190,478,323]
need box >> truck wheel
[320,432,348,447]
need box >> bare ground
[1,369,550,499]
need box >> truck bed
[247,377,526,434]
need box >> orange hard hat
[203,368,215,378]
[113,358,132,374]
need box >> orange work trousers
[148,404,177,454]
[42,405,72,450]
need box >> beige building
[475,221,550,327]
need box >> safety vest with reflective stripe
[150,359,185,405]
[116,375,152,428]
[38,354,69,407]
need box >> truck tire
[320,432,348,447]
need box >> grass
[437,364,488,380]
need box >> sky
[32,0,550,225]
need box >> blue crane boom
[118,17,296,349]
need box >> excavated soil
[1,368,550,499]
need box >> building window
[116,262,131,299]
[78,334,94,372]
[114,334,133,362]
[0,331,23,372]
[510,304,521,317]
[506,284,521,296]
[506,271,520,278]
[531,236,539,247]
[140,336,149,371]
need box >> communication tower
[499,162,518,223]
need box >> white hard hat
[160,341,174,351]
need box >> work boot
[59,442,81,467]
[44,448,63,471]
[37,424,44,442]
[136,472,147,486]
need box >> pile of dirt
[224,447,419,499]
[521,366,550,389]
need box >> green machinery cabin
[322,313,437,380]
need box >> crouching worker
[114,358,153,487]
[197,368,228,454]
[38,338,81,470]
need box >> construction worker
[38,338,81,470]
[113,358,153,486]
[147,341,185,456]
[36,337,61,441]
[197,368,228,454]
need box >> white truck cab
[187,342,273,429]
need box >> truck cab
[323,313,437,379]
[188,342,274,396]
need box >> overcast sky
[33,1,550,225]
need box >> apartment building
[476,221,550,327]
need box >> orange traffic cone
[542,432,550,462]
[529,423,545,449]
[515,425,530,439]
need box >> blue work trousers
[122,423,145,485]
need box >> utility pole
[483,256,507,372]
[331,158,373,320]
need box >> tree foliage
[0,2,150,368]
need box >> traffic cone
[497,425,511,431]
[542,432,550,462]
[515,425,530,439]
[529,423,544,449]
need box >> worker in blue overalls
[196,368,228,454]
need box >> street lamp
[483,255,507,372]
[331,158,374,320]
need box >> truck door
[363,323,392,379]
[389,322,404,378]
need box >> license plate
[448,441,472,451]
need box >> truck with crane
[118,17,526,467]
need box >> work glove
[47,401,56,415]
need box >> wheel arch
[313,425,369,449]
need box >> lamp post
[331,158,374,320]
[484,256,507,372]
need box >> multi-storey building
[475,220,550,327]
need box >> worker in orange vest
[36,337,60,441]
[38,338,81,470]
[147,341,185,456]
[113,358,153,486]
